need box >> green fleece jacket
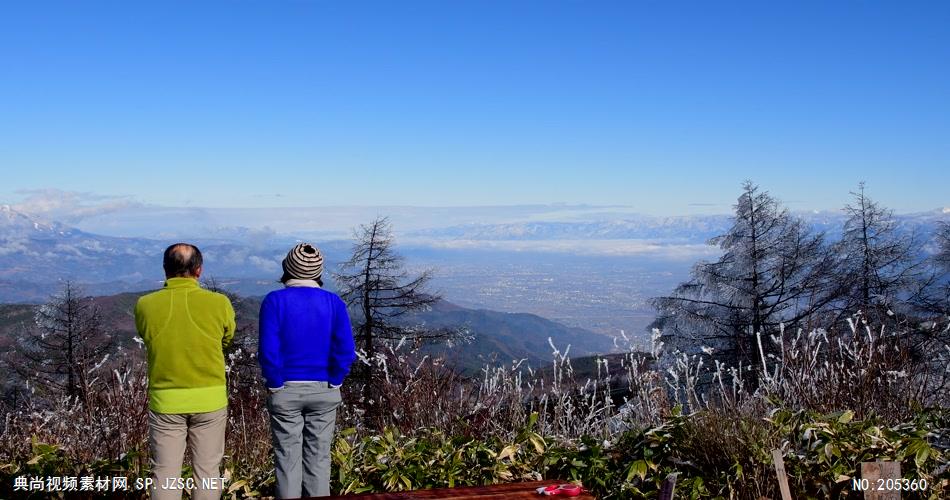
[135,277,236,414]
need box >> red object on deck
[318,480,596,499]
[535,483,585,496]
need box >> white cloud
[0,237,32,257]
[248,255,280,272]
[52,243,86,257]
[10,189,140,224]
[220,248,247,265]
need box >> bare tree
[333,217,451,421]
[7,282,113,407]
[334,216,450,352]
[832,183,921,323]
[652,182,840,379]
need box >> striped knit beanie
[282,243,324,280]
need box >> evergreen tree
[911,221,950,331]
[652,182,840,376]
[832,183,921,323]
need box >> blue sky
[1,1,948,215]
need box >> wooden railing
[320,481,596,499]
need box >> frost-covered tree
[937,222,950,272]
[831,183,921,322]
[334,217,445,353]
[936,222,950,317]
[652,182,840,375]
[912,221,950,328]
[333,217,450,418]
[8,282,113,404]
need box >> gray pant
[148,408,228,500]
[267,382,342,498]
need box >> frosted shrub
[1,361,150,474]
[338,313,950,446]
[759,316,950,422]
[2,315,948,498]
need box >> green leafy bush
[320,408,948,500]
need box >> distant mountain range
[1,205,164,299]
[0,205,352,302]
[1,204,946,303]
[408,209,950,243]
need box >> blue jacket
[258,285,357,388]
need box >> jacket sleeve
[133,298,147,341]
[327,296,357,386]
[258,294,284,389]
[221,296,236,348]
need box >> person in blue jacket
[258,243,357,498]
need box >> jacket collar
[284,279,321,288]
[164,277,200,289]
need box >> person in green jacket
[135,243,235,500]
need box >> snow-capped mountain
[1,204,946,303]
[407,210,949,243]
[0,207,300,300]
[0,206,166,284]
[0,204,71,235]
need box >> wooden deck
[320,481,595,499]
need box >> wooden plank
[320,480,596,499]
[861,461,901,500]
[771,449,792,500]
[658,472,677,500]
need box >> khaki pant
[148,408,228,500]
